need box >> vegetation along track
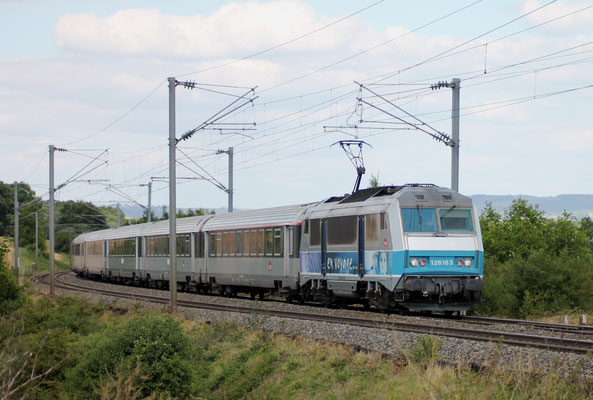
[39,272,593,355]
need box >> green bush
[67,313,197,399]
[478,200,593,317]
[0,240,21,313]
[0,296,104,399]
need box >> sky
[1,0,592,211]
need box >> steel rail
[38,272,593,355]
[462,315,593,336]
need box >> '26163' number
[430,259,453,266]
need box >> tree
[478,199,593,317]
[55,201,109,253]
[580,217,593,252]
[368,173,380,188]
[0,181,46,250]
[0,239,21,313]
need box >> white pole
[168,77,177,312]
[451,78,460,192]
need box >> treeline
[0,181,215,255]
[478,199,593,317]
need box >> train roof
[202,204,311,231]
[141,215,212,236]
[72,222,152,243]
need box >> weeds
[410,335,442,367]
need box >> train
[71,184,484,314]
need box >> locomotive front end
[394,188,484,313]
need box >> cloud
[55,1,368,59]
[522,0,593,32]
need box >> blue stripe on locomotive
[300,250,484,276]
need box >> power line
[260,0,484,94]
[175,0,386,78]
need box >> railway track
[39,272,593,355]
[462,315,593,336]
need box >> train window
[243,230,250,256]
[110,238,135,256]
[222,232,229,256]
[235,231,243,256]
[304,219,309,234]
[401,208,438,232]
[216,232,223,256]
[257,229,265,256]
[160,236,169,256]
[177,234,191,257]
[209,233,216,257]
[310,219,321,246]
[137,238,142,257]
[88,240,103,256]
[365,214,379,244]
[273,228,282,257]
[438,208,474,232]
[250,230,257,256]
[229,231,236,256]
[195,233,203,258]
[265,229,273,256]
[380,212,387,230]
[327,216,357,245]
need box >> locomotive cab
[394,188,484,312]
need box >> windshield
[401,208,438,232]
[401,207,474,233]
[438,208,474,232]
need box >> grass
[2,236,70,276]
[183,322,593,400]
[3,291,593,400]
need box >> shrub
[410,335,442,367]
[479,200,593,317]
[67,314,196,399]
[0,240,21,313]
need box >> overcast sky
[1,0,592,210]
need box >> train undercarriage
[77,268,482,315]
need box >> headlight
[464,258,472,267]
[456,259,463,267]
[419,258,426,267]
[410,258,419,267]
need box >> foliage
[0,296,107,399]
[67,313,197,399]
[55,200,110,253]
[478,199,593,317]
[0,181,46,251]
[409,335,442,367]
[581,217,593,252]
[0,240,22,313]
[368,173,380,188]
[126,207,215,225]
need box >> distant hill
[471,194,593,219]
[117,194,593,221]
